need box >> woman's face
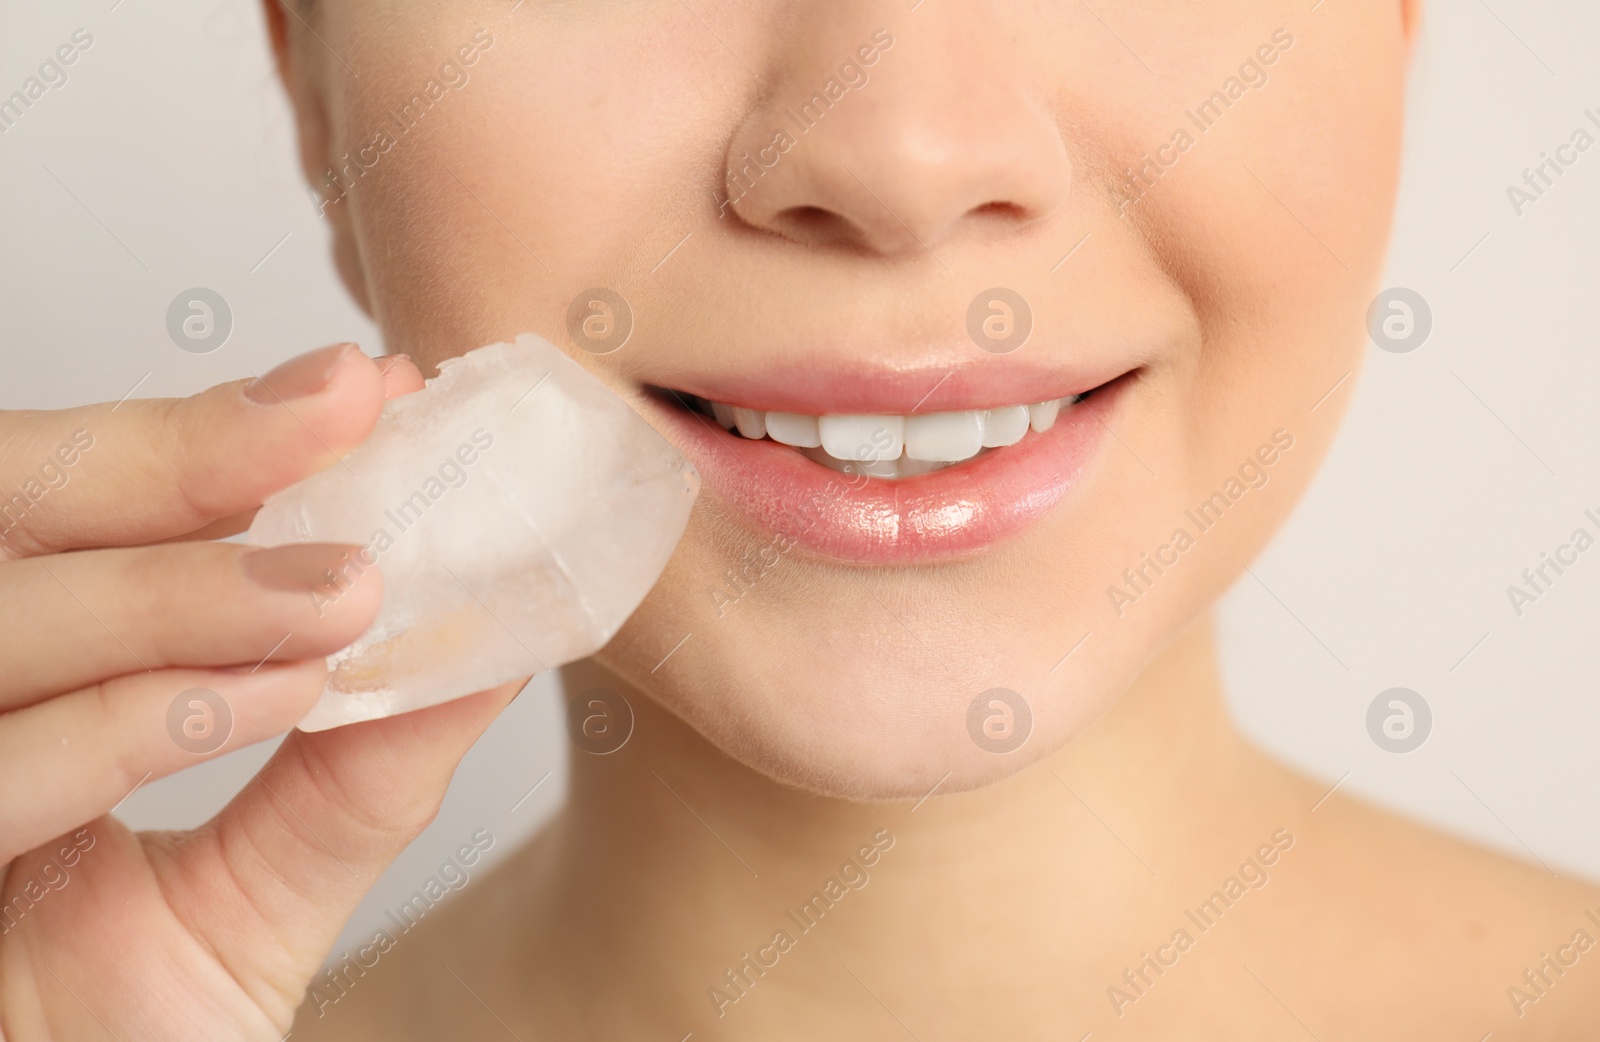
[277,0,1413,798]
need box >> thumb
[164,678,526,1027]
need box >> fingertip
[243,343,363,406]
[237,541,386,662]
[298,556,386,662]
[246,344,386,462]
[190,658,331,747]
[167,346,387,523]
[376,354,426,399]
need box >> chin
[596,555,1164,802]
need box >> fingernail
[375,354,413,375]
[241,543,366,592]
[244,343,358,404]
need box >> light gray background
[3,0,1597,957]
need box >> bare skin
[294,622,1600,1041]
[5,0,1597,1038]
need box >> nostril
[773,205,857,246]
[971,201,1030,222]
[786,205,833,227]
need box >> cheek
[328,6,744,362]
[1120,7,1405,577]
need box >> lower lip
[651,378,1130,564]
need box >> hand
[0,345,522,1040]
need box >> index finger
[152,353,427,545]
[0,344,387,560]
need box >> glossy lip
[645,372,1135,564]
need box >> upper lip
[637,353,1140,415]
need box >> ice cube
[246,334,699,731]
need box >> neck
[524,615,1306,1036]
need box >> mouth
[642,363,1137,564]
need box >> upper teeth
[694,396,1080,478]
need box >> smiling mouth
[641,368,1131,563]
[649,366,1118,486]
[664,391,1090,480]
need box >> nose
[721,16,1072,255]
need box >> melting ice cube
[246,334,699,731]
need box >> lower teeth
[799,447,967,480]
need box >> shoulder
[1255,784,1600,1040]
